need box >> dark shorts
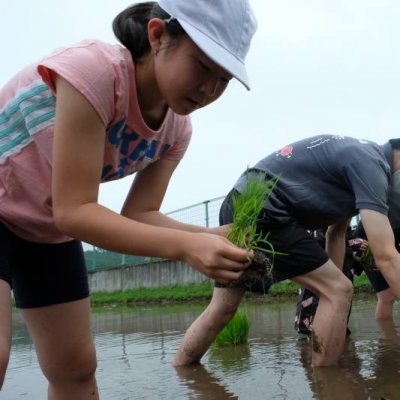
[0,222,89,308]
[216,189,329,293]
[363,268,390,293]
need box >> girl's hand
[207,224,231,237]
[181,232,252,283]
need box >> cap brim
[178,20,251,91]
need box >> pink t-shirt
[0,39,192,243]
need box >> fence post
[203,200,210,227]
[92,245,96,269]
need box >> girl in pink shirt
[0,0,257,398]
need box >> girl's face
[154,36,233,115]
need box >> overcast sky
[2,0,400,214]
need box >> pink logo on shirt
[276,146,293,158]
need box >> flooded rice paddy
[3,298,400,399]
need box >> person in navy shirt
[174,134,400,368]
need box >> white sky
[2,0,400,214]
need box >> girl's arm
[121,158,226,233]
[52,75,249,281]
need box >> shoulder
[37,40,134,126]
[339,137,382,157]
[40,39,132,74]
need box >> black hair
[389,139,400,150]
[112,2,186,61]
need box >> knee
[207,300,239,328]
[378,288,396,305]
[325,275,353,307]
[341,275,354,296]
[44,343,97,387]
[338,274,353,301]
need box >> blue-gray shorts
[0,222,89,308]
[215,189,329,293]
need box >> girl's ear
[147,18,166,54]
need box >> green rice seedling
[227,172,277,250]
[213,310,251,347]
[227,171,281,277]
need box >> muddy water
[3,298,400,399]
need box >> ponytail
[112,2,186,60]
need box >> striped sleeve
[0,79,55,164]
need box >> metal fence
[85,196,224,271]
[165,196,224,227]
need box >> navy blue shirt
[234,135,394,229]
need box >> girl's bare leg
[22,298,99,400]
[0,280,12,390]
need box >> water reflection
[298,339,370,400]
[175,364,238,399]
[3,299,400,399]
[365,318,400,399]
[297,314,400,400]
[208,344,251,373]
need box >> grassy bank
[90,274,375,307]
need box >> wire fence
[85,196,225,271]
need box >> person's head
[113,1,257,114]
[388,138,400,192]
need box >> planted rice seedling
[213,310,251,347]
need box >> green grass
[90,281,214,307]
[213,310,251,347]
[88,275,376,307]
[89,280,301,308]
[268,280,299,295]
[353,273,375,293]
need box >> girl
[0,0,257,398]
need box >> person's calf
[173,289,242,367]
[375,289,396,319]
[173,305,239,366]
[311,278,353,367]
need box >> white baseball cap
[157,0,257,90]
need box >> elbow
[53,206,78,237]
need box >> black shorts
[0,222,89,308]
[363,268,390,293]
[216,189,329,293]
